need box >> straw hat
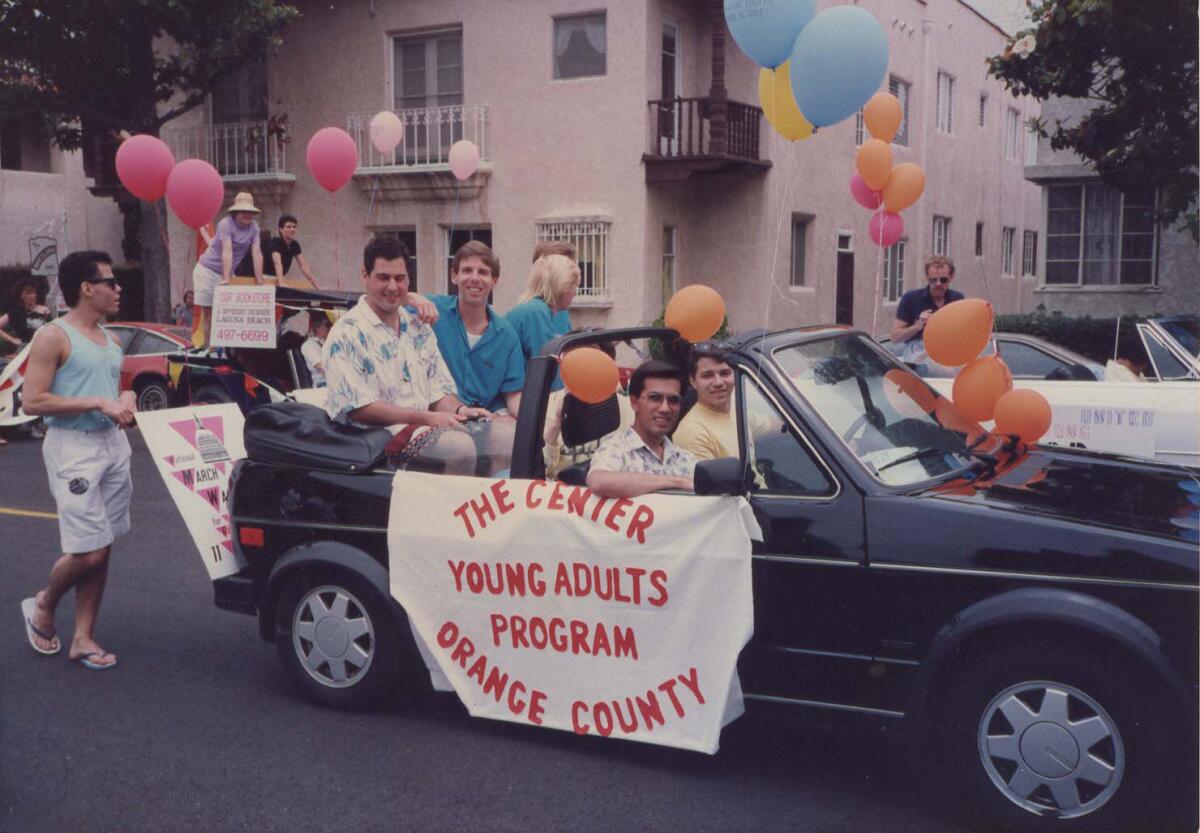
[226,192,261,214]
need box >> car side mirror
[694,457,751,496]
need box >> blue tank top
[44,319,123,431]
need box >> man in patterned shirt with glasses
[587,360,696,498]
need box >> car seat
[558,393,622,486]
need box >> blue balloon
[724,0,817,69]
[788,6,888,127]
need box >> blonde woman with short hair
[505,254,580,389]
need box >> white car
[882,318,1200,467]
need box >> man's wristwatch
[455,404,467,416]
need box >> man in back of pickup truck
[323,235,492,474]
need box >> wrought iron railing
[347,105,490,170]
[164,120,289,178]
[646,97,763,160]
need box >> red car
[105,322,192,411]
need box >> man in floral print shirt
[324,236,492,474]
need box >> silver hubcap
[978,680,1124,819]
[292,585,374,689]
[140,386,168,410]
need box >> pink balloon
[115,135,176,202]
[868,211,904,247]
[369,111,404,155]
[849,172,882,210]
[165,159,224,230]
[306,127,358,192]
[448,140,480,181]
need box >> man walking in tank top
[20,250,135,670]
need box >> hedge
[995,312,1149,365]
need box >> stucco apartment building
[0,115,123,290]
[161,0,1041,337]
[1024,96,1199,319]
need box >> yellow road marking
[0,506,57,520]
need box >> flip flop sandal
[71,652,118,671]
[20,597,60,656]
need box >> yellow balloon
[757,62,813,142]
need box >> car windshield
[1155,317,1199,359]
[772,334,984,487]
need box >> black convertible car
[220,325,1198,831]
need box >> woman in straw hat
[190,191,264,347]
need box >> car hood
[931,447,1200,542]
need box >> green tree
[0,0,299,320]
[988,0,1198,238]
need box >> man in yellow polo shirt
[673,343,738,460]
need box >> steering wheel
[841,407,885,443]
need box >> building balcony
[347,105,492,203]
[162,119,295,212]
[643,97,770,183]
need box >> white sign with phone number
[211,284,276,348]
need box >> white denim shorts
[191,262,223,307]
[42,425,133,553]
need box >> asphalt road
[1,428,958,833]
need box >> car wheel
[941,643,1175,831]
[274,572,403,710]
[191,383,234,405]
[135,377,171,411]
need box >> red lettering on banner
[491,480,514,514]
[635,691,666,731]
[525,480,546,509]
[566,487,589,516]
[605,498,632,532]
[466,563,484,594]
[508,681,527,715]
[678,667,704,705]
[626,567,646,605]
[612,568,632,604]
[470,494,496,530]
[482,665,509,702]
[627,505,654,544]
[613,626,638,661]
[594,702,614,737]
[649,569,669,607]
[448,560,467,591]
[490,613,508,646]
[590,497,609,523]
[452,503,475,538]
[592,623,611,656]
[491,614,639,661]
[466,654,488,685]
[547,482,566,511]
[511,615,529,649]
[573,563,593,596]
[571,701,590,734]
[504,562,526,595]
[451,635,475,667]
[554,562,573,596]
[528,689,547,725]
[529,563,546,596]
[437,620,459,648]
[613,698,638,733]
[549,618,567,652]
[570,620,590,655]
[658,677,684,717]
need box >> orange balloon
[855,139,893,191]
[952,356,1013,422]
[864,92,903,143]
[924,299,993,367]
[993,389,1053,443]
[933,397,987,445]
[882,162,925,213]
[561,347,619,404]
[665,285,725,342]
[882,369,936,418]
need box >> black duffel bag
[243,402,391,473]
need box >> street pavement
[1,428,957,833]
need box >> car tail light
[239,526,265,548]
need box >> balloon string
[870,201,886,338]
[366,176,379,227]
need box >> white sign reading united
[211,284,277,349]
[388,471,757,754]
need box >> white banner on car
[388,471,758,754]
[138,404,248,580]
[1046,404,1157,459]
[211,284,277,349]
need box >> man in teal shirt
[428,241,525,416]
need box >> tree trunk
[139,201,172,322]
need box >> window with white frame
[936,71,954,134]
[790,218,809,287]
[662,225,676,303]
[554,13,606,79]
[978,93,987,127]
[1022,230,1038,276]
[1004,108,1020,160]
[884,239,907,302]
[1045,183,1157,286]
[212,55,268,123]
[932,216,951,256]
[854,109,865,147]
[1001,227,1015,275]
[536,219,610,296]
[394,30,463,111]
[889,75,911,146]
[1024,119,1038,165]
